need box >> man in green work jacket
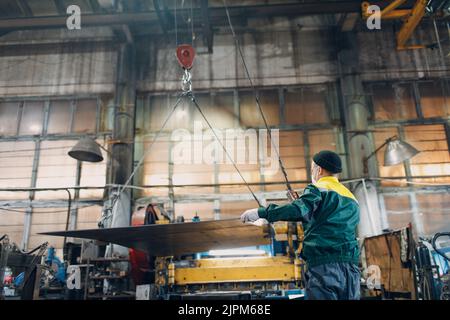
[241,150,360,300]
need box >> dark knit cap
[313,150,342,174]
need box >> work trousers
[304,262,360,300]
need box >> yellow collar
[317,176,339,184]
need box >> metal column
[337,31,383,238]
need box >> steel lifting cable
[222,0,296,197]
[188,93,263,207]
[114,93,186,202]
[112,1,262,209]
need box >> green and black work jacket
[258,176,360,267]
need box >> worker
[241,150,360,300]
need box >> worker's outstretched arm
[257,185,322,223]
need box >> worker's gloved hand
[252,218,269,227]
[240,208,260,223]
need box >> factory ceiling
[0,0,422,54]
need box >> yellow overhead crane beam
[362,0,428,50]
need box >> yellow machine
[153,222,305,299]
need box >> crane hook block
[176,44,195,70]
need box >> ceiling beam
[153,0,169,39]
[0,1,411,32]
[200,0,213,53]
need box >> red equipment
[129,204,161,285]
[176,44,196,70]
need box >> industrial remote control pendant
[176,44,196,93]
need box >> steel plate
[40,219,270,256]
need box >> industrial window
[0,102,20,136]
[383,194,414,232]
[77,205,103,230]
[173,163,215,196]
[1,98,99,137]
[404,124,450,184]
[79,140,107,199]
[382,192,450,237]
[220,200,256,220]
[0,141,35,200]
[284,87,329,124]
[28,207,66,252]
[239,89,280,127]
[140,139,170,197]
[145,95,167,132]
[211,91,237,128]
[19,101,45,135]
[73,99,98,133]
[418,81,450,118]
[218,162,262,194]
[370,83,417,121]
[0,209,25,246]
[309,129,337,156]
[139,89,341,215]
[47,100,72,134]
[416,193,450,236]
[193,92,236,129]
[265,130,306,192]
[174,202,214,221]
[35,140,78,200]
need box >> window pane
[79,139,107,199]
[73,99,97,133]
[285,87,329,124]
[0,102,19,135]
[417,193,450,236]
[384,194,413,231]
[173,163,215,195]
[405,124,450,183]
[371,83,416,120]
[77,205,102,230]
[418,81,449,118]
[35,140,77,200]
[19,101,44,135]
[0,141,34,200]
[218,131,262,194]
[0,209,24,245]
[141,139,169,197]
[147,95,169,132]
[220,200,255,220]
[28,208,66,251]
[174,202,214,221]
[47,100,71,134]
[265,130,306,192]
[193,92,236,129]
[309,129,337,155]
[239,90,279,127]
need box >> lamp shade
[384,138,419,166]
[68,137,104,162]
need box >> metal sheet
[40,219,270,256]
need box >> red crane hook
[176,44,196,70]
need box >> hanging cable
[190,0,195,45]
[189,93,262,207]
[221,0,296,200]
[175,0,178,46]
[115,93,186,200]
